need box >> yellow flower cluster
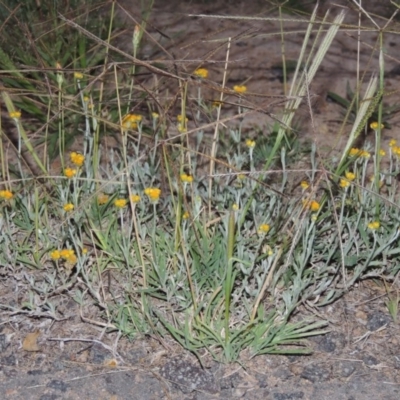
[258,224,270,234]
[70,152,85,167]
[300,181,309,190]
[114,199,127,208]
[349,148,370,158]
[368,221,380,230]
[302,199,320,212]
[233,85,247,94]
[74,72,84,79]
[122,114,142,130]
[9,111,21,119]
[370,122,384,131]
[64,168,77,179]
[389,140,400,157]
[194,68,208,79]
[63,203,74,212]
[130,194,141,203]
[245,139,256,148]
[50,248,77,265]
[339,171,356,189]
[0,190,13,200]
[181,173,193,183]
[144,187,161,203]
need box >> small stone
[337,361,357,377]
[160,357,218,394]
[273,391,305,399]
[300,364,331,382]
[46,379,68,392]
[366,312,391,331]
[362,354,378,366]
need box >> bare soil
[2,1,400,399]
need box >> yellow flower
[370,122,384,130]
[339,179,350,188]
[70,152,85,167]
[180,173,194,183]
[368,221,380,230]
[9,111,21,119]
[60,249,75,259]
[130,194,141,203]
[83,96,90,103]
[63,203,74,212]
[64,168,77,179]
[114,199,127,208]
[74,72,84,79]
[97,193,109,205]
[0,190,13,200]
[303,199,320,212]
[245,139,256,148]
[50,250,61,260]
[233,85,247,94]
[152,112,159,119]
[194,68,208,79]
[379,149,386,156]
[310,200,320,212]
[182,211,190,220]
[212,100,222,108]
[82,248,88,255]
[66,253,78,266]
[144,187,161,203]
[393,146,400,157]
[349,148,361,157]
[258,224,270,234]
[122,114,142,130]
[232,203,239,211]
[345,171,356,181]
[389,139,397,148]
[177,115,188,123]
[360,150,370,158]
[300,181,309,190]
[177,123,187,133]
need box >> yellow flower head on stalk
[83,96,90,103]
[258,224,270,234]
[50,250,61,260]
[0,190,13,200]
[122,114,142,130]
[64,168,77,179]
[70,152,85,167]
[339,179,350,188]
[152,112,159,120]
[300,181,310,190]
[74,72,84,79]
[389,139,397,148]
[303,199,320,212]
[349,148,361,157]
[368,221,380,230]
[393,146,400,157]
[63,203,74,212]
[60,249,75,259]
[180,173,194,183]
[144,187,161,203]
[379,149,386,157]
[212,100,222,108]
[114,199,127,208]
[345,171,356,181]
[194,68,208,79]
[370,122,384,130]
[66,253,78,266]
[232,203,239,211]
[9,111,21,119]
[233,85,247,94]
[360,150,370,159]
[97,193,109,205]
[177,115,188,123]
[130,194,141,203]
[182,211,190,220]
[245,139,256,148]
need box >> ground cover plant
[1,0,400,365]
